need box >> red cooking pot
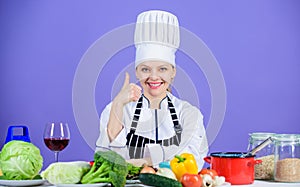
[204,152,262,185]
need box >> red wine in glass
[44,138,70,152]
[43,122,70,162]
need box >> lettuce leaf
[0,140,43,180]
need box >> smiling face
[136,61,176,102]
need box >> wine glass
[43,122,70,162]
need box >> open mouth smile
[147,82,164,89]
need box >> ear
[172,67,176,79]
[135,69,139,79]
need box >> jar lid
[159,161,171,169]
[249,132,276,140]
[274,134,300,142]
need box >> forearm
[107,101,124,141]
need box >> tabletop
[233,180,300,187]
[1,180,300,187]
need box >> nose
[149,69,159,79]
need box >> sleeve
[95,103,130,159]
[146,104,208,170]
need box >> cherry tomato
[140,166,156,174]
[89,161,94,166]
[180,173,203,187]
[198,168,218,179]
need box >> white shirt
[95,92,208,169]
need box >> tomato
[140,166,156,174]
[198,168,218,179]
[180,173,203,187]
[89,161,94,166]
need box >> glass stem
[54,151,59,162]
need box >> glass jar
[248,132,275,180]
[274,134,300,182]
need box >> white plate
[126,180,141,184]
[218,182,231,186]
[56,180,140,187]
[56,183,108,187]
[0,179,46,186]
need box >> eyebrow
[140,64,169,68]
[140,65,150,68]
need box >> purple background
[1,0,300,169]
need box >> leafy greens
[0,140,43,180]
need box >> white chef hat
[134,10,180,67]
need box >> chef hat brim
[135,43,177,67]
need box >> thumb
[122,72,130,89]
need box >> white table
[231,180,300,187]
[1,180,299,187]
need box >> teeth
[149,83,161,87]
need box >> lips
[147,82,163,89]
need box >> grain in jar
[248,132,275,180]
[274,134,300,182]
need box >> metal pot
[204,152,262,185]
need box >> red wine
[44,138,69,151]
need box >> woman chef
[96,10,208,169]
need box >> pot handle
[247,159,262,167]
[204,156,211,164]
[254,159,262,165]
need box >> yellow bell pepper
[170,153,198,181]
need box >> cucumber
[139,173,182,187]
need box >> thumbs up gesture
[113,72,142,105]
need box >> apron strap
[130,96,143,131]
[167,96,182,144]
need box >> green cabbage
[0,140,43,180]
[41,161,91,184]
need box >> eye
[141,67,150,73]
[159,67,168,72]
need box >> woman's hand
[113,72,142,105]
[107,72,142,142]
